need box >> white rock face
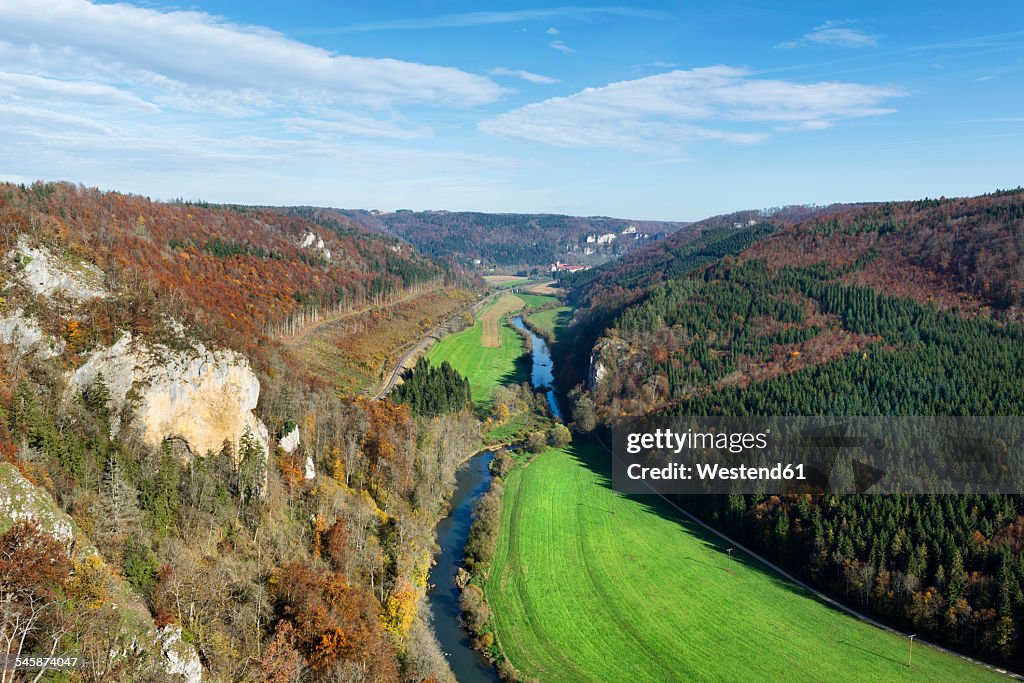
[0,463,75,544]
[279,426,300,454]
[299,230,332,262]
[159,625,202,683]
[588,336,631,390]
[304,455,316,480]
[71,333,269,461]
[0,309,65,358]
[8,236,107,300]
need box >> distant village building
[550,261,590,273]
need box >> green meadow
[426,298,528,408]
[515,293,560,308]
[486,441,1003,682]
[526,305,572,338]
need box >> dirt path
[480,294,524,348]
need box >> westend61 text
[626,462,806,482]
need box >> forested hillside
[0,181,481,682]
[339,208,692,267]
[1,182,444,366]
[562,188,1024,668]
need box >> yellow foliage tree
[67,553,110,610]
[381,583,417,639]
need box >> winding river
[426,313,562,681]
[510,315,563,421]
[426,452,499,683]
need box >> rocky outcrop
[159,625,203,683]
[279,425,300,454]
[300,230,331,261]
[588,335,633,390]
[0,309,65,358]
[71,333,269,461]
[0,463,202,681]
[7,236,107,300]
[0,462,75,544]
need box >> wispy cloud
[479,66,905,152]
[313,7,669,33]
[778,20,878,49]
[549,40,575,54]
[546,27,560,35]
[0,0,513,203]
[282,116,431,140]
[490,68,561,85]
[0,0,503,108]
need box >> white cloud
[490,67,561,85]
[549,40,575,54]
[546,27,560,35]
[0,0,503,108]
[319,7,667,32]
[282,116,431,140]
[778,20,878,49]
[0,72,157,110]
[479,66,905,152]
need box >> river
[426,452,500,682]
[510,315,563,421]
[426,313,563,681]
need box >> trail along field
[486,441,1006,683]
[479,294,525,348]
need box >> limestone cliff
[71,332,269,461]
[588,334,635,390]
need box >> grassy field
[426,295,528,407]
[515,293,560,309]
[526,306,572,339]
[483,275,532,289]
[486,441,1004,682]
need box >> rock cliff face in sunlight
[71,332,270,461]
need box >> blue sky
[1,1,1023,220]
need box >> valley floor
[485,441,1005,682]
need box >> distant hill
[334,208,692,268]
